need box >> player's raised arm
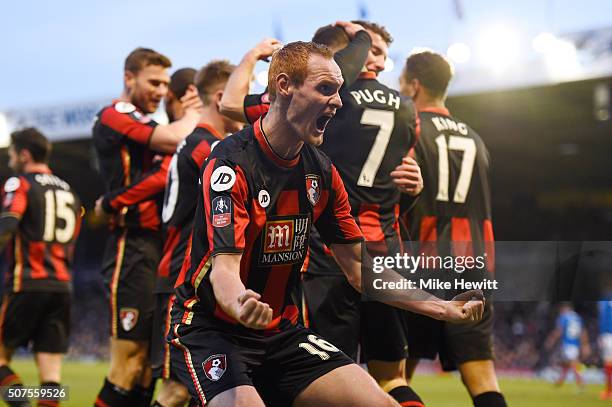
[149,85,204,153]
[332,21,372,86]
[219,38,282,123]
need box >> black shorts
[302,273,409,363]
[102,229,161,340]
[151,292,176,380]
[0,292,71,353]
[302,273,361,360]
[404,302,494,371]
[170,323,353,406]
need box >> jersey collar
[254,118,300,168]
[419,106,450,116]
[197,122,223,140]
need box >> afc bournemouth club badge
[120,308,139,332]
[305,175,321,206]
[203,354,227,381]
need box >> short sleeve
[314,165,363,245]
[99,104,158,145]
[201,158,250,255]
[243,92,270,125]
[1,176,29,218]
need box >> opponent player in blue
[545,303,590,389]
[599,297,612,399]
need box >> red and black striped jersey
[171,118,362,333]
[1,170,81,293]
[157,123,222,293]
[306,72,418,275]
[400,107,494,266]
[92,100,161,231]
[101,154,170,224]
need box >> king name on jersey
[259,215,310,266]
[349,89,401,110]
[431,116,469,136]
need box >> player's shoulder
[301,143,334,175]
[207,125,254,167]
[3,175,29,193]
[96,100,156,128]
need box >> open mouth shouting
[315,112,334,134]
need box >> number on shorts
[435,134,476,203]
[298,334,340,360]
[357,109,395,188]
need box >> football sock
[130,384,154,407]
[37,382,61,407]
[389,385,426,406]
[605,363,612,392]
[94,378,131,407]
[472,391,507,407]
[0,365,31,407]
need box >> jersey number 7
[357,109,395,188]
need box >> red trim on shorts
[94,396,111,407]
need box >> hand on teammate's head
[236,289,273,330]
[253,38,283,61]
[334,20,366,39]
[180,85,204,115]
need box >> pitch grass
[5,359,611,406]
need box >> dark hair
[124,47,172,74]
[351,20,393,44]
[194,60,235,105]
[268,41,334,101]
[403,51,453,98]
[312,25,350,52]
[10,127,51,163]
[169,68,196,99]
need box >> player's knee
[157,380,190,407]
[368,360,406,383]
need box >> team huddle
[0,19,510,407]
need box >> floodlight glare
[447,42,471,64]
[532,32,557,53]
[477,26,519,72]
[256,70,268,87]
